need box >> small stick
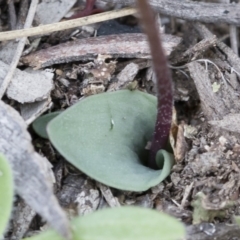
[0,0,39,99]
[226,0,239,55]
[230,26,239,55]
[181,182,194,209]
[0,7,137,41]
[194,22,240,75]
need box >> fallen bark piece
[209,114,240,134]
[21,33,182,69]
[0,41,18,65]
[188,61,224,120]
[9,198,36,240]
[0,0,76,64]
[0,61,53,103]
[0,100,71,240]
[56,175,100,216]
[36,0,76,24]
[20,97,52,125]
[194,22,240,75]
[99,0,240,26]
[97,183,121,207]
[108,62,139,91]
[176,36,218,63]
[188,61,240,120]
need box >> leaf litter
[1,0,240,239]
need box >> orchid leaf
[47,90,174,191]
[0,153,14,236]
[24,206,185,240]
[32,112,61,139]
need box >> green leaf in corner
[47,90,174,191]
[0,153,14,236]
[24,206,185,240]
[32,112,61,139]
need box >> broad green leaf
[32,112,61,139]
[0,153,14,236]
[24,206,185,240]
[48,90,174,191]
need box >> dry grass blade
[0,7,137,41]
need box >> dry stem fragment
[22,33,181,69]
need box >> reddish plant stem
[136,0,173,170]
[68,0,103,19]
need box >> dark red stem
[68,0,103,19]
[136,0,173,170]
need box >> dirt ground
[1,0,240,240]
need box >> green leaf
[24,206,185,240]
[48,90,174,191]
[32,112,61,139]
[0,153,14,236]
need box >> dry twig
[100,0,240,26]
[0,7,137,41]
[21,33,181,69]
[194,22,240,74]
